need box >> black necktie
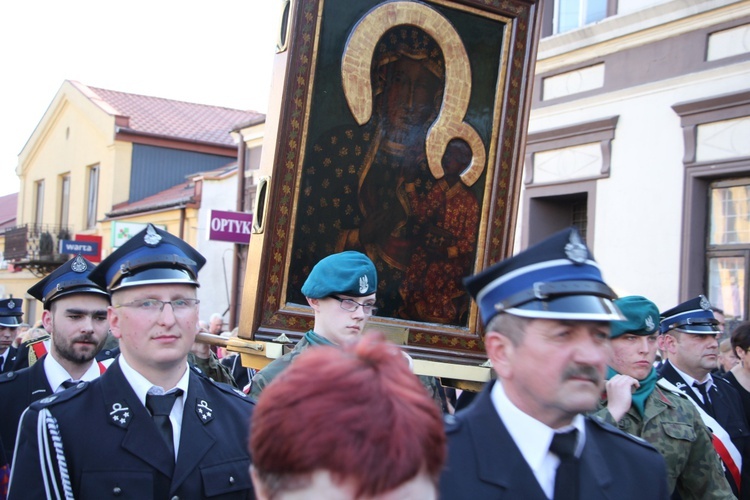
[693,381,715,416]
[146,390,183,460]
[550,430,580,500]
[0,356,4,372]
[61,380,78,389]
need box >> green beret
[610,295,660,338]
[301,251,377,298]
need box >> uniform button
[229,476,235,485]
[112,486,122,496]
[171,496,180,500]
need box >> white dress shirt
[44,354,103,393]
[118,355,190,460]
[670,362,714,404]
[491,381,586,499]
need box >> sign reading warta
[209,210,253,244]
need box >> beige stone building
[522,0,750,328]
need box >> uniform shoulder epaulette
[443,413,462,434]
[586,415,659,450]
[23,334,51,347]
[714,375,736,390]
[0,370,19,383]
[190,365,253,403]
[28,381,90,409]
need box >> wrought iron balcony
[4,224,73,276]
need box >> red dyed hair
[249,332,446,498]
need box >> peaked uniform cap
[660,295,719,335]
[463,227,624,325]
[88,224,206,292]
[301,251,377,298]
[610,296,660,338]
[27,255,108,309]
[0,298,23,327]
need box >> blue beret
[464,227,624,325]
[301,251,377,298]
[88,224,206,292]
[610,296,660,338]
[660,295,719,335]
[28,255,108,309]
[0,298,23,327]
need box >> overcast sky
[0,0,278,197]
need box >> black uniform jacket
[439,381,670,499]
[0,356,53,466]
[8,359,255,499]
[1,347,17,373]
[659,360,750,499]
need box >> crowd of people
[0,224,748,499]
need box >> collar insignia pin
[196,399,214,424]
[109,402,131,427]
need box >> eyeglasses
[331,296,378,316]
[115,298,200,314]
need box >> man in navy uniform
[658,296,750,499]
[0,255,110,474]
[8,224,255,499]
[0,299,23,374]
[440,227,670,499]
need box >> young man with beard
[8,225,255,499]
[440,228,670,498]
[0,256,108,486]
[592,295,731,498]
[659,296,750,498]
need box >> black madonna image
[288,0,507,327]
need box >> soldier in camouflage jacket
[592,296,733,499]
[594,379,732,498]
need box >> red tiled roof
[107,181,196,218]
[0,192,18,231]
[105,159,238,218]
[72,81,265,147]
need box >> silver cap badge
[564,230,588,264]
[143,224,162,247]
[71,255,88,273]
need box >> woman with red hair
[249,333,446,499]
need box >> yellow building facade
[6,80,263,324]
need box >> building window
[524,188,592,247]
[707,179,750,329]
[87,165,99,229]
[673,90,750,323]
[59,174,70,227]
[521,117,617,250]
[34,180,44,226]
[553,0,608,34]
[542,0,615,37]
